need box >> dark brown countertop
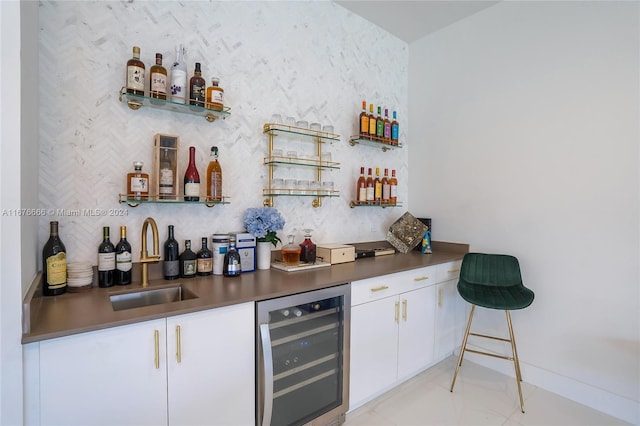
[22,241,468,344]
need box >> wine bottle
[391,111,399,146]
[196,237,213,276]
[389,169,398,205]
[365,168,374,204]
[170,44,187,104]
[374,167,382,204]
[163,225,180,280]
[42,221,67,296]
[206,146,223,202]
[223,237,241,277]
[127,161,149,201]
[189,62,205,107]
[159,148,175,200]
[359,101,369,139]
[368,103,376,140]
[149,53,167,102]
[180,240,197,278]
[206,77,224,111]
[356,166,366,204]
[114,226,132,285]
[382,168,391,204]
[126,46,145,96]
[98,226,115,288]
[184,146,200,201]
[383,108,391,143]
[376,106,384,141]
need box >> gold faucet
[140,217,160,287]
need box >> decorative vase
[257,241,273,270]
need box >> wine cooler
[257,284,351,426]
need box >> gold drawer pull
[413,276,429,281]
[154,330,160,369]
[447,269,460,273]
[370,285,389,292]
[176,325,182,363]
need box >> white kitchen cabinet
[434,260,463,361]
[37,302,254,426]
[397,285,437,379]
[39,318,168,426]
[167,302,254,426]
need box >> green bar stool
[449,253,535,413]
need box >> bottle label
[170,69,187,102]
[358,187,367,203]
[46,252,67,287]
[366,187,374,201]
[209,171,222,198]
[375,182,382,199]
[197,258,213,273]
[377,121,384,137]
[369,120,376,137]
[382,184,391,201]
[116,251,132,272]
[183,259,196,276]
[211,90,224,103]
[390,185,398,199]
[392,124,399,141]
[130,177,148,192]
[184,182,200,197]
[227,259,241,273]
[127,66,145,91]
[360,116,369,134]
[98,252,116,271]
[384,123,391,139]
[164,260,179,277]
[159,169,174,194]
[151,72,167,93]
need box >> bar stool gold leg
[450,304,476,392]
[506,310,525,413]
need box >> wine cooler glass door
[257,284,350,426]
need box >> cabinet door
[349,295,399,409]
[167,302,255,426]
[40,319,167,426]
[434,279,459,361]
[397,286,437,379]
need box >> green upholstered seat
[457,253,534,310]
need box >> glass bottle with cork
[126,46,145,96]
[149,53,167,101]
[389,169,398,205]
[42,221,67,296]
[223,236,242,277]
[114,226,132,285]
[368,103,376,140]
[196,237,213,276]
[281,234,301,266]
[374,167,382,204]
[206,146,222,202]
[171,44,187,104]
[127,161,149,201]
[189,62,205,107]
[206,77,224,111]
[98,226,115,288]
[183,146,200,201]
[382,168,391,204]
[391,111,399,146]
[299,229,316,264]
[356,166,366,204]
[359,101,369,139]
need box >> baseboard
[461,350,639,425]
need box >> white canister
[211,234,229,275]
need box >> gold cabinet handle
[402,299,407,321]
[176,325,182,363]
[395,301,400,323]
[438,288,444,308]
[413,276,429,282]
[154,330,160,370]
[448,268,460,273]
[371,285,389,292]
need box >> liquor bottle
[391,111,399,146]
[170,44,187,104]
[365,167,374,204]
[374,167,382,204]
[359,100,369,139]
[197,237,213,276]
[127,161,149,201]
[163,225,180,280]
[368,103,376,140]
[382,168,391,204]
[184,146,200,201]
[159,147,175,200]
[42,221,67,296]
[149,53,167,101]
[356,166,366,204]
[206,146,222,202]
[206,77,224,111]
[114,226,132,285]
[180,240,197,278]
[189,62,205,107]
[383,108,391,143]
[299,229,316,264]
[98,226,115,288]
[126,46,145,96]
[281,234,301,266]
[389,169,398,205]
[223,236,241,277]
[376,106,384,141]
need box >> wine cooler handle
[259,323,274,426]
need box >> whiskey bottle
[376,106,384,141]
[368,103,376,140]
[389,169,398,205]
[159,147,176,200]
[98,226,115,288]
[382,168,390,204]
[365,168,374,204]
[127,161,149,201]
[180,240,197,278]
[114,226,132,285]
[383,108,391,143]
[206,146,222,202]
[183,146,200,201]
[356,166,366,204]
[206,77,224,111]
[126,46,145,96]
[149,53,167,101]
[189,62,205,107]
[391,111,399,146]
[359,101,369,139]
[374,167,382,204]
[196,237,213,276]
[42,221,67,296]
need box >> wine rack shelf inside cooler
[119,194,230,208]
[263,122,341,208]
[119,87,230,122]
[349,136,402,152]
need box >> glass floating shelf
[349,136,402,151]
[263,123,340,142]
[119,87,231,122]
[263,156,340,170]
[349,200,403,208]
[119,194,230,208]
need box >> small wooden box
[316,244,355,264]
[153,134,179,200]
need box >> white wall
[37,0,409,263]
[408,2,639,423]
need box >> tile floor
[344,356,630,426]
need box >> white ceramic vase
[257,241,273,270]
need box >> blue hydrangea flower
[243,207,285,247]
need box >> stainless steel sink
[110,285,198,311]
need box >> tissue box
[316,244,355,264]
[231,232,256,272]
